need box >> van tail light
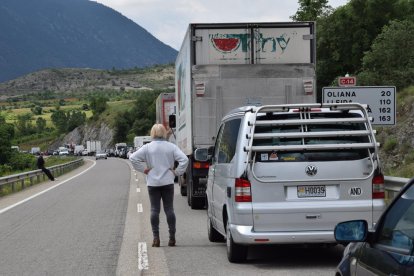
[193,162,209,169]
[372,173,385,199]
[235,178,252,202]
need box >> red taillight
[235,178,252,202]
[193,162,209,169]
[372,173,385,199]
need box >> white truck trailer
[156,93,176,129]
[86,140,101,156]
[171,22,317,209]
[133,136,152,149]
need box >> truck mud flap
[189,177,206,209]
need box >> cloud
[94,0,349,50]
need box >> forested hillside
[0,0,177,82]
[290,0,414,176]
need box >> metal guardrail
[0,159,84,195]
[384,175,410,203]
[0,160,410,202]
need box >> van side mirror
[194,148,209,162]
[169,114,176,128]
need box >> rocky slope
[50,122,114,151]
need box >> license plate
[297,185,326,198]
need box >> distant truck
[74,145,85,156]
[134,136,152,149]
[86,140,101,156]
[171,22,317,209]
[156,93,176,129]
[115,142,127,157]
[30,147,41,155]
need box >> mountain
[0,0,177,82]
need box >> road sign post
[322,86,396,125]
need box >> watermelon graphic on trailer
[211,36,241,53]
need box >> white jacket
[129,139,188,187]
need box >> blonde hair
[150,124,167,139]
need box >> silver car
[199,103,385,262]
[95,151,107,160]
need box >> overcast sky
[93,0,349,50]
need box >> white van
[197,103,385,262]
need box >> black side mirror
[169,114,176,128]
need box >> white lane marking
[137,203,143,213]
[136,188,141,193]
[0,160,97,215]
[138,242,149,270]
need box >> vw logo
[305,165,318,176]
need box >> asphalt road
[0,157,344,276]
[0,158,130,276]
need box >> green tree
[316,0,403,95]
[358,20,414,89]
[31,105,43,115]
[90,96,108,117]
[36,117,47,133]
[113,111,131,142]
[51,109,68,133]
[112,90,160,143]
[67,110,86,131]
[16,113,35,135]
[290,0,332,21]
[0,115,15,164]
[130,91,158,136]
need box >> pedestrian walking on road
[129,124,188,247]
[37,152,55,181]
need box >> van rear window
[253,112,371,162]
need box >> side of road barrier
[0,159,84,195]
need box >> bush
[0,164,12,177]
[383,138,398,152]
[8,152,36,171]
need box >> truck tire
[226,220,247,263]
[179,176,187,196]
[187,183,191,206]
[191,197,205,209]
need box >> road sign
[322,86,396,125]
[338,76,356,86]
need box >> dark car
[334,178,414,276]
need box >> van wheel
[207,215,224,242]
[226,221,247,263]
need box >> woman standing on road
[129,124,188,247]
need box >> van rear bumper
[229,224,335,244]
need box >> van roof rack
[243,102,380,167]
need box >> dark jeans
[41,167,54,181]
[147,184,175,239]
